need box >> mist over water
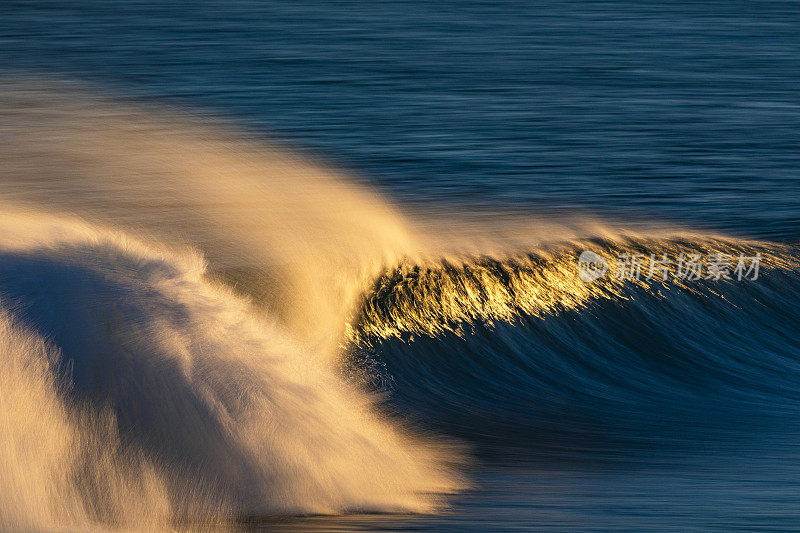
[0,85,468,530]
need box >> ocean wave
[346,239,800,452]
[2,80,799,529]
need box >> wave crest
[348,237,796,345]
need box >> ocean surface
[1,1,800,531]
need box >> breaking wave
[0,211,463,531]
[0,81,463,531]
[1,80,799,529]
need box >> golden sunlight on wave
[347,238,796,345]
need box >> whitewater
[1,81,799,530]
[0,82,471,530]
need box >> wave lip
[348,236,796,344]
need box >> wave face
[1,81,800,529]
[347,239,800,453]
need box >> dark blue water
[3,1,799,240]
[3,1,800,531]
